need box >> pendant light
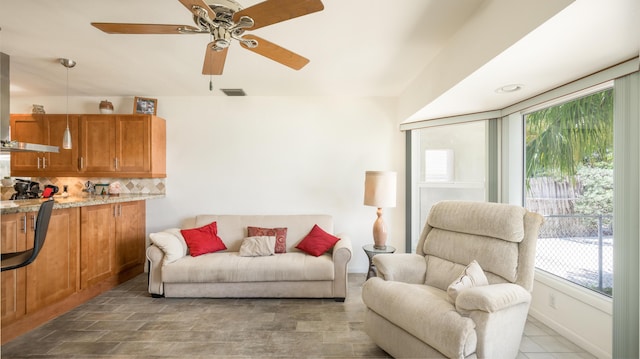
[60,58,76,149]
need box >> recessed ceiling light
[495,84,523,93]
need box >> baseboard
[529,307,611,359]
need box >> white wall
[10,95,406,273]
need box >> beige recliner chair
[362,201,543,359]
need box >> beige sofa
[362,201,543,358]
[147,214,352,301]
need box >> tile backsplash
[1,177,165,200]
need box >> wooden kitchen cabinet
[80,204,116,289]
[26,207,79,313]
[1,200,147,344]
[1,207,79,322]
[9,114,45,173]
[80,201,145,289]
[10,113,165,178]
[79,114,166,177]
[1,212,28,324]
[10,114,80,176]
[115,201,146,273]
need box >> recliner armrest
[455,283,531,313]
[373,253,426,283]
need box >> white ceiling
[1,0,638,121]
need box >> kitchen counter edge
[1,194,165,214]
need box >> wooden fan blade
[178,0,216,20]
[202,43,229,75]
[91,23,199,34]
[240,34,309,70]
[233,0,324,30]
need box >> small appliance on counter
[42,184,59,198]
[10,179,41,200]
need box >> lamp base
[372,207,388,250]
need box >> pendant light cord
[66,66,69,128]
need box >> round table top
[362,244,396,254]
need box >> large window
[524,87,614,296]
[410,121,488,251]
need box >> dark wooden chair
[1,199,55,272]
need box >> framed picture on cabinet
[133,97,157,115]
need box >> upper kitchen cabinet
[10,114,166,178]
[9,114,79,176]
[79,114,166,178]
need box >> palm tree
[525,88,613,182]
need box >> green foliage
[575,164,613,216]
[525,89,613,182]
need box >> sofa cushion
[239,236,276,257]
[181,221,227,257]
[362,278,477,358]
[162,252,335,283]
[296,224,340,257]
[447,260,488,301]
[247,226,287,253]
[149,229,187,264]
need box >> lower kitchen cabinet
[1,208,79,322]
[80,204,116,289]
[1,200,147,343]
[80,201,145,289]
[115,201,146,273]
[26,208,79,312]
[1,213,28,324]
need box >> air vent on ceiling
[220,88,246,96]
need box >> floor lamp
[364,171,397,249]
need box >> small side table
[363,244,396,280]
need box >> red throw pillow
[247,226,287,253]
[180,221,227,257]
[296,224,340,257]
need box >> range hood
[0,52,59,153]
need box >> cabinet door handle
[30,214,36,230]
[79,157,84,169]
[20,215,27,233]
[37,157,42,169]
[114,157,119,169]
[42,157,47,169]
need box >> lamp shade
[364,171,396,208]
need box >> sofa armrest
[373,253,426,284]
[332,234,353,300]
[146,244,165,296]
[455,283,531,313]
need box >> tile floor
[1,273,595,358]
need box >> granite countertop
[0,194,165,214]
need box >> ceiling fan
[91,0,324,75]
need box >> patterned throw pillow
[247,226,288,253]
